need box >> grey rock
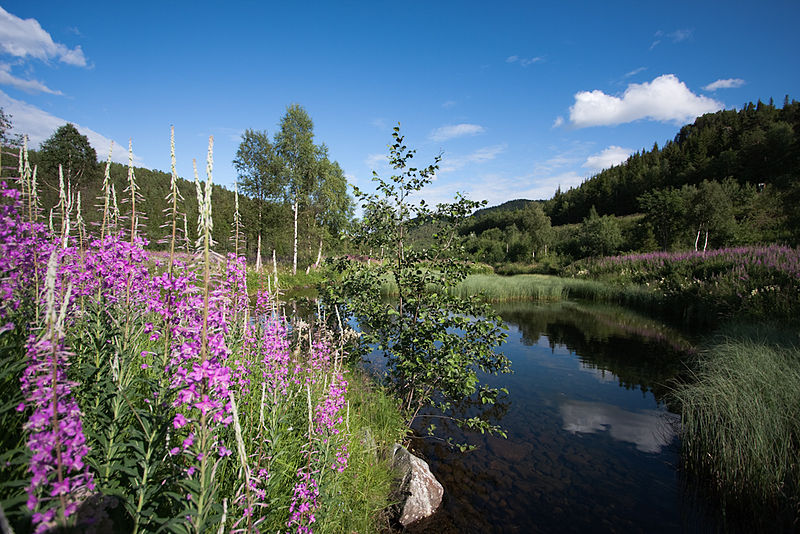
[391,443,444,527]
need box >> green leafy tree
[520,203,553,259]
[686,180,736,250]
[639,188,687,250]
[39,123,98,187]
[325,126,510,438]
[233,128,285,254]
[308,146,353,258]
[579,206,623,257]
[274,104,318,274]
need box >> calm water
[402,301,717,533]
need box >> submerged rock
[391,443,444,527]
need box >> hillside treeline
[442,98,800,266]
[544,97,800,232]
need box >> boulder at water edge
[391,443,444,526]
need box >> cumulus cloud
[438,144,506,173]
[583,145,633,172]
[506,55,543,67]
[568,74,722,128]
[429,123,485,142]
[703,78,745,91]
[0,62,62,94]
[0,90,132,164]
[0,7,87,66]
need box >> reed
[672,324,800,519]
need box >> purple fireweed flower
[19,335,94,533]
[287,468,319,534]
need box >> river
[401,300,720,533]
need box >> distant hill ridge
[472,198,543,218]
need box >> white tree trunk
[694,226,701,251]
[703,229,709,252]
[292,199,298,275]
[314,238,323,269]
[256,234,262,272]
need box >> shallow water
[402,301,717,533]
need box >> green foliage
[325,125,511,434]
[460,202,553,263]
[38,123,99,188]
[672,324,800,527]
[234,106,354,271]
[638,187,687,251]
[564,246,800,323]
[544,98,800,229]
[579,206,623,257]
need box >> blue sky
[1,1,798,209]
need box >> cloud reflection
[560,400,677,453]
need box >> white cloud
[552,116,564,128]
[429,123,485,142]
[442,100,456,109]
[669,29,693,42]
[703,78,745,91]
[463,170,583,207]
[506,55,543,66]
[0,7,87,66]
[364,153,388,169]
[0,90,132,164]
[568,74,722,128]
[583,145,633,172]
[624,66,646,78]
[0,62,62,94]
[438,144,506,173]
[650,29,692,49]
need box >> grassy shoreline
[671,324,800,527]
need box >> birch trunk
[256,234,262,272]
[695,226,701,251]
[314,238,323,269]
[293,199,298,275]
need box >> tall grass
[672,324,800,522]
[450,274,568,301]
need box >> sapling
[327,125,510,440]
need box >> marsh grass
[378,272,667,309]
[672,324,800,522]
[320,369,407,533]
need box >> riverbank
[368,259,800,527]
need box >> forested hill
[544,97,800,226]
[471,198,540,218]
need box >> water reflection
[560,399,678,453]
[405,300,705,534]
